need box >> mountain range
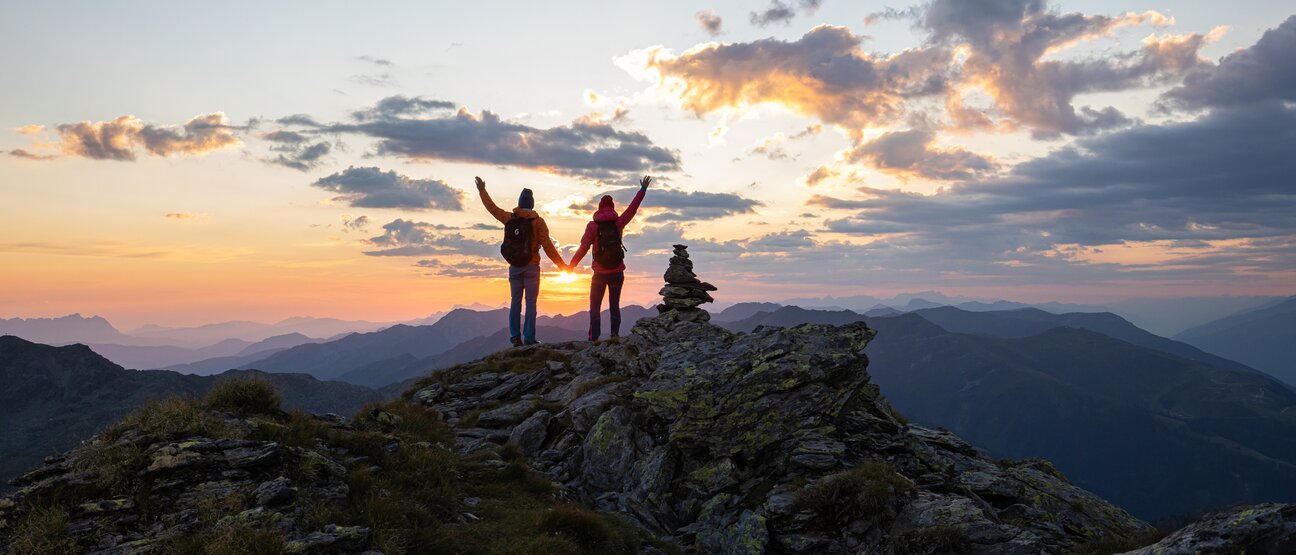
[210,306,657,386]
[1175,296,1296,384]
[2,298,1291,522]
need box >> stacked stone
[658,244,717,319]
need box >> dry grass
[104,396,237,443]
[6,505,78,555]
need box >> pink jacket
[570,188,646,274]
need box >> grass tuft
[794,460,915,526]
[6,505,78,555]
[537,504,640,555]
[205,378,283,417]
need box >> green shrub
[206,379,283,417]
[794,460,915,526]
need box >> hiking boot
[510,336,523,347]
[524,339,541,346]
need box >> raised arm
[475,177,511,224]
[617,176,651,228]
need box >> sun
[552,271,580,284]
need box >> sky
[1,0,1293,328]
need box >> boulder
[1118,504,1296,555]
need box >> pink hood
[593,195,618,221]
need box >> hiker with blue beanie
[475,176,566,346]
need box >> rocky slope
[409,310,1155,553]
[0,336,382,493]
[7,305,1296,553]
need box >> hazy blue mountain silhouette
[712,302,785,322]
[723,305,867,332]
[0,314,128,344]
[912,306,1262,376]
[1175,296,1296,384]
[232,307,655,384]
[158,333,323,375]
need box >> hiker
[476,176,567,346]
[568,175,651,340]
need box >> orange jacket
[479,188,564,267]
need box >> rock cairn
[658,244,717,321]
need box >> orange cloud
[11,112,241,161]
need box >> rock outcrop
[408,310,1152,553]
[1118,504,1296,555]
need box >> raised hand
[640,175,652,190]
[475,176,486,191]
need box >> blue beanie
[518,188,535,210]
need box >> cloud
[10,113,241,161]
[364,219,496,257]
[634,25,948,133]
[812,102,1296,280]
[15,124,44,135]
[8,149,59,160]
[312,166,465,210]
[321,98,681,182]
[262,130,332,171]
[1161,15,1296,110]
[746,124,823,160]
[165,212,195,220]
[356,55,394,67]
[696,10,724,36]
[749,0,822,27]
[631,2,1214,139]
[922,0,1211,137]
[571,187,762,222]
[848,129,997,180]
[350,95,456,121]
[348,73,398,87]
[341,214,370,232]
[415,258,500,278]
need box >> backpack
[593,220,625,268]
[501,216,534,266]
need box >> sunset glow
[0,1,1292,327]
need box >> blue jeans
[589,271,624,340]
[509,264,541,344]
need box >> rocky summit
[2,262,1293,553]
[409,311,1154,554]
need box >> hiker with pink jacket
[568,176,651,340]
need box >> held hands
[475,176,486,191]
[640,175,652,190]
